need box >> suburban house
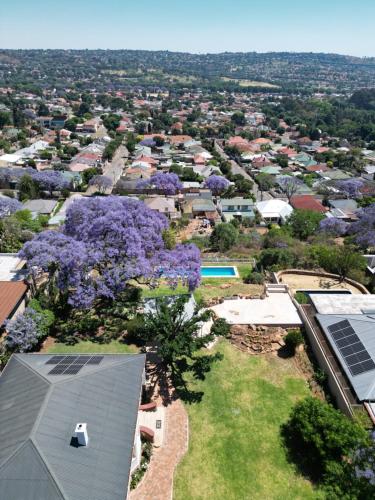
[144,196,180,219]
[23,199,58,217]
[300,293,375,422]
[290,195,327,213]
[327,199,358,221]
[256,199,293,224]
[183,197,218,221]
[0,281,28,328]
[0,353,146,500]
[219,197,255,222]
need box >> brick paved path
[129,366,189,500]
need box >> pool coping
[200,265,240,278]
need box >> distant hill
[1,50,375,93]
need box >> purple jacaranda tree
[0,196,22,218]
[277,176,302,201]
[337,179,364,199]
[348,203,375,249]
[0,167,36,187]
[88,175,112,193]
[204,175,230,196]
[32,170,70,196]
[137,172,182,195]
[20,196,201,309]
[5,307,43,352]
[319,217,348,236]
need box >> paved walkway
[129,367,189,500]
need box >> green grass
[142,262,262,303]
[174,341,324,500]
[46,340,138,354]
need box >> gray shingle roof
[0,353,145,500]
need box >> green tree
[210,223,239,252]
[287,209,324,240]
[0,111,11,129]
[18,174,40,201]
[282,397,373,498]
[255,173,275,200]
[317,245,367,282]
[140,296,212,368]
[231,111,246,126]
[0,217,22,252]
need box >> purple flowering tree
[348,203,375,249]
[5,308,43,352]
[20,196,201,309]
[204,175,230,196]
[337,179,364,199]
[0,196,22,218]
[137,172,182,195]
[32,171,70,196]
[277,176,302,201]
[319,217,348,236]
[88,175,112,193]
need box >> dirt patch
[40,336,56,352]
[229,324,287,354]
[279,273,361,294]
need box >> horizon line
[1,48,374,59]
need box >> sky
[1,0,375,57]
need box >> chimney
[74,423,89,446]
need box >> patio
[211,293,302,326]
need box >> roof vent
[74,423,89,446]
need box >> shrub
[282,397,374,498]
[130,439,153,490]
[284,329,304,354]
[294,291,309,304]
[211,318,230,337]
[244,271,264,285]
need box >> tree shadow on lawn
[280,425,322,485]
[146,352,223,406]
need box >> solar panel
[77,356,91,363]
[327,320,375,377]
[328,320,349,333]
[49,365,69,375]
[86,356,104,365]
[63,365,83,375]
[45,355,66,365]
[47,354,104,375]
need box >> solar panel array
[46,355,103,375]
[327,320,375,376]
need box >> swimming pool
[201,266,239,278]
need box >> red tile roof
[290,195,327,213]
[0,281,28,325]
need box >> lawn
[46,339,138,354]
[142,262,263,303]
[174,341,324,500]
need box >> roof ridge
[0,440,27,472]
[14,354,53,385]
[29,438,66,499]
[0,438,65,498]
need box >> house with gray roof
[218,197,255,222]
[23,199,58,217]
[0,353,145,500]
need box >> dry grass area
[279,273,362,294]
[221,77,279,88]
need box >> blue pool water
[201,266,237,277]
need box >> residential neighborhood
[1,11,375,499]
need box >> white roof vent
[74,423,89,446]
